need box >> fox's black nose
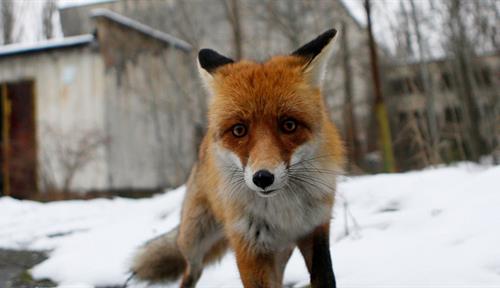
[253,170,275,189]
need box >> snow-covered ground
[1,163,500,287]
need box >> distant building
[0,10,202,199]
[385,52,500,169]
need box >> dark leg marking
[311,229,336,288]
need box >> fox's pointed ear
[292,29,337,87]
[198,49,234,94]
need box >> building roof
[90,9,192,52]
[58,0,116,10]
[0,34,94,58]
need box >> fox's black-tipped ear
[291,29,338,87]
[198,49,234,73]
[198,49,234,97]
[292,29,337,60]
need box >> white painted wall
[0,47,108,192]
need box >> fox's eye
[232,124,247,137]
[281,119,297,133]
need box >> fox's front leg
[177,192,226,288]
[232,236,293,288]
[298,223,336,288]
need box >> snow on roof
[0,34,94,58]
[58,0,116,10]
[90,9,192,52]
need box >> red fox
[131,29,345,288]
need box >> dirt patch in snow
[0,248,55,288]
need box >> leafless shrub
[40,126,109,194]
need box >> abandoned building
[385,52,500,169]
[0,9,203,199]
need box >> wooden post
[364,0,396,172]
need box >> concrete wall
[94,17,202,190]
[0,47,108,192]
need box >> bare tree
[365,0,396,172]
[341,21,362,171]
[1,0,15,44]
[42,0,57,39]
[257,0,310,48]
[444,0,487,161]
[393,113,432,170]
[408,0,440,164]
[221,0,243,59]
[469,0,499,52]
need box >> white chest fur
[232,187,333,251]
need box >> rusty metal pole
[364,0,396,172]
[1,84,11,195]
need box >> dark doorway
[1,81,37,199]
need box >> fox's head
[199,29,343,199]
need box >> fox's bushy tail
[131,226,186,282]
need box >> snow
[1,163,500,287]
[58,0,117,10]
[0,34,93,58]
